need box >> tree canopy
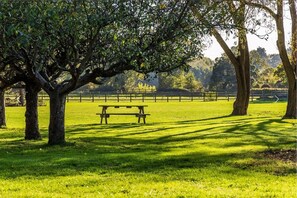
[0,0,214,144]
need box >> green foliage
[184,71,202,91]
[208,47,284,90]
[0,0,209,94]
[250,48,279,88]
[105,71,142,92]
[188,57,214,89]
[1,102,296,197]
[209,56,236,91]
[136,82,156,93]
[274,63,288,88]
[158,70,203,91]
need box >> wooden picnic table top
[98,105,148,108]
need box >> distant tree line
[82,47,284,93]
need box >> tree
[103,71,143,92]
[24,81,42,140]
[3,0,207,145]
[0,67,22,127]
[191,0,251,115]
[274,63,288,87]
[158,72,177,90]
[0,66,42,139]
[245,0,296,118]
[250,47,278,88]
[158,70,202,91]
[0,1,42,139]
[188,57,214,90]
[184,71,202,91]
[209,56,237,91]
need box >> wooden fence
[31,89,287,103]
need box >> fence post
[179,94,181,102]
[191,93,193,101]
[227,94,230,101]
[92,94,94,102]
[167,96,169,102]
[104,94,107,102]
[216,92,218,101]
[142,93,144,102]
[154,93,157,102]
[203,92,205,102]
[117,93,119,102]
[79,93,82,102]
[130,93,132,102]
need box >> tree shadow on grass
[0,115,295,179]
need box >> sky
[203,12,292,60]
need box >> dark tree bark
[191,1,250,115]
[231,30,250,115]
[284,82,296,118]
[283,0,296,118]
[274,0,296,118]
[232,63,250,115]
[0,88,6,127]
[48,92,67,145]
[25,82,41,140]
[212,28,250,115]
[245,0,296,118]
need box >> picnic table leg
[138,107,146,124]
[101,107,108,124]
[100,115,103,124]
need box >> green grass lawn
[0,101,296,197]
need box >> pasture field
[0,101,296,197]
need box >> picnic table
[96,105,150,124]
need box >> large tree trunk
[284,82,297,118]
[212,31,250,115]
[209,1,250,115]
[232,63,250,115]
[245,0,296,118]
[284,0,297,118]
[0,88,6,127]
[190,2,251,115]
[48,92,67,145]
[275,0,297,118]
[25,82,41,140]
[232,19,250,115]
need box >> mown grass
[0,101,296,197]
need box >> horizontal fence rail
[28,90,288,103]
[4,90,288,105]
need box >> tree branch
[244,1,277,19]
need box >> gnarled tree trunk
[212,27,250,115]
[283,0,297,118]
[284,82,296,118]
[245,0,296,118]
[232,24,250,115]
[25,82,41,140]
[48,92,67,145]
[192,0,250,116]
[0,88,6,127]
[232,61,250,115]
